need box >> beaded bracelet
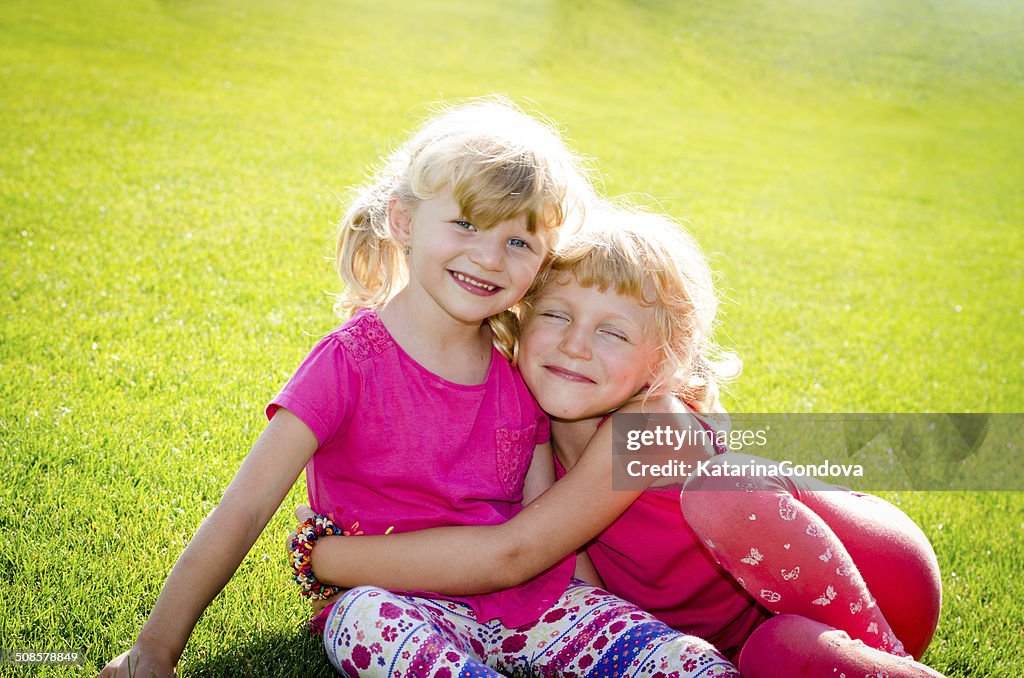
[289,514,344,600]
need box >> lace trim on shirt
[336,311,395,362]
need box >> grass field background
[2,0,1022,675]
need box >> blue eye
[454,219,477,231]
[508,237,530,250]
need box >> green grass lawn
[2,0,1022,675]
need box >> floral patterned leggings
[322,580,738,677]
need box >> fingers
[100,645,178,677]
[98,651,127,677]
[288,505,312,551]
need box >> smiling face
[518,277,663,422]
[393,191,551,326]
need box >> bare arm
[296,441,560,618]
[100,409,318,677]
[309,398,686,594]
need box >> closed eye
[539,311,570,323]
[600,328,631,343]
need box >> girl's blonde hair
[520,204,740,412]
[335,96,593,357]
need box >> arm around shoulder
[312,414,653,594]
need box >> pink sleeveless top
[270,310,574,630]
[555,413,770,658]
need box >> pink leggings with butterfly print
[680,453,944,677]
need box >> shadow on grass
[180,626,540,677]
[181,626,334,677]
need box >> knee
[328,585,392,621]
[901,532,942,620]
[852,499,942,658]
[903,521,942,614]
[869,497,941,591]
[885,539,942,659]
[323,587,394,675]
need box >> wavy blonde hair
[335,96,594,358]
[519,204,740,412]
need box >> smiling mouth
[544,365,595,384]
[449,270,501,295]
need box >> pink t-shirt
[268,310,573,629]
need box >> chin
[545,406,594,423]
[535,400,573,420]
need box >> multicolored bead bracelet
[289,513,344,600]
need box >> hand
[294,504,316,526]
[99,644,177,678]
[288,505,348,613]
[286,504,317,549]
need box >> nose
[558,324,591,360]
[468,232,505,272]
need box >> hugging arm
[307,409,664,595]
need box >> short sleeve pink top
[268,310,573,630]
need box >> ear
[387,197,413,247]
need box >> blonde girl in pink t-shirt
[101,101,738,678]
[299,205,946,677]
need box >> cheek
[517,324,547,363]
[410,236,445,264]
[610,352,656,390]
[507,259,544,293]
[521,321,569,367]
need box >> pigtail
[335,165,408,316]
[488,309,521,361]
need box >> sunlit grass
[2,0,1022,675]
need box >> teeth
[453,272,497,291]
